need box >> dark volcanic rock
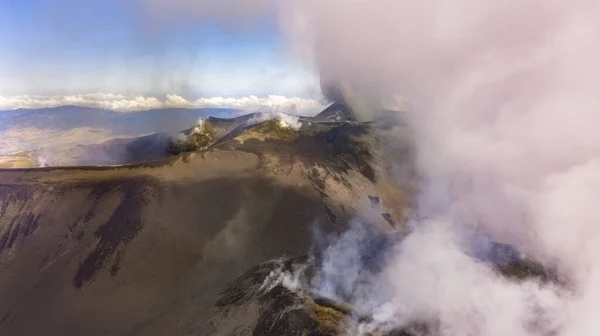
[324,123,378,182]
[0,114,410,335]
[314,102,408,129]
[314,103,356,122]
[73,178,162,288]
[211,257,343,336]
[208,234,561,336]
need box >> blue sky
[0,0,320,99]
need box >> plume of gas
[246,112,303,131]
[279,1,600,334]
[136,0,600,333]
[319,220,569,335]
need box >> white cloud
[0,93,326,115]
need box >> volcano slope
[0,112,413,335]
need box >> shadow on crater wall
[0,173,348,336]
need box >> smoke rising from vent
[246,111,303,131]
[138,0,600,334]
[291,1,599,335]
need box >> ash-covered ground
[0,103,558,335]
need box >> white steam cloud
[0,93,325,115]
[282,0,600,335]
[144,0,600,334]
[246,111,303,131]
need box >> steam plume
[138,0,600,334]
[284,1,600,334]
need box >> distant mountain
[0,105,243,135]
[0,103,411,168]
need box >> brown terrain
[0,108,415,335]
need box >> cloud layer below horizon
[0,93,326,115]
